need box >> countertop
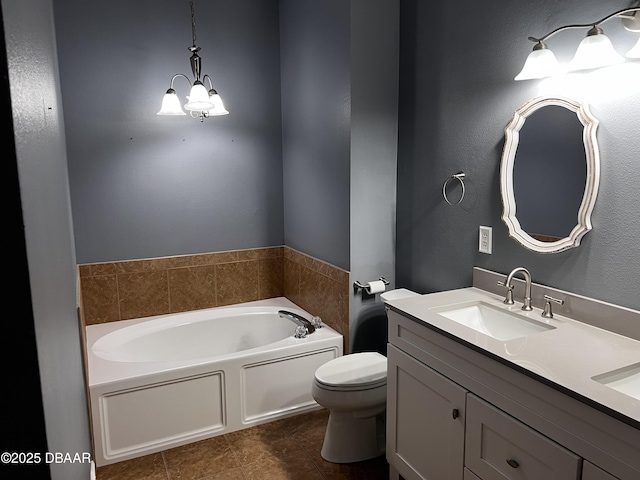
[385,287,640,427]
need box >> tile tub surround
[94,409,389,480]
[79,246,350,351]
[283,248,350,352]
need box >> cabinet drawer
[464,467,482,480]
[582,461,618,480]
[465,394,580,480]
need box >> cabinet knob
[452,408,459,419]
[506,458,520,469]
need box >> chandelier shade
[567,27,625,72]
[514,44,561,81]
[207,90,229,116]
[184,82,214,111]
[157,90,187,115]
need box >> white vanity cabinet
[386,309,640,480]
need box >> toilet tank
[380,288,420,302]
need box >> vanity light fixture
[157,0,229,121]
[515,5,640,81]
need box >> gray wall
[397,0,640,311]
[280,0,351,270]
[2,1,92,478]
[280,0,400,352]
[54,0,284,264]
[349,0,399,353]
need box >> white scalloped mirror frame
[500,96,600,254]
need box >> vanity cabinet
[386,309,640,480]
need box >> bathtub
[86,297,343,466]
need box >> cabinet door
[387,345,467,480]
[465,394,581,480]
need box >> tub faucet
[278,310,316,337]
[498,267,533,311]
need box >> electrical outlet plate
[479,226,492,254]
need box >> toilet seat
[314,352,387,391]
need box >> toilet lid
[314,352,387,390]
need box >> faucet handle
[294,325,308,338]
[498,280,515,305]
[542,295,564,318]
[310,315,323,329]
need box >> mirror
[500,96,600,254]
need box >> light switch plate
[479,226,492,254]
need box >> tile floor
[95,409,389,480]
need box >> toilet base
[320,410,386,463]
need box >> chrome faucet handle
[542,295,564,319]
[294,325,308,338]
[310,315,323,329]
[497,280,515,305]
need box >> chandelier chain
[189,0,197,47]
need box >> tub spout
[279,310,316,337]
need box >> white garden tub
[86,297,343,466]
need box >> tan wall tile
[216,261,260,306]
[259,257,284,300]
[283,258,300,305]
[168,265,217,313]
[87,262,122,276]
[80,275,119,325]
[118,271,170,320]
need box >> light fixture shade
[185,83,214,111]
[567,31,624,71]
[157,91,186,115]
[514,48,561,81]
[207,92,229,116]
[626,37,640,59]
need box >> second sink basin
[592,363,640,400]
[433,301,555,341]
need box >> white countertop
[386,287,640,426]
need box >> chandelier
[157,0,229,120]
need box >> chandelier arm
[169,73,193,90]
[530,7,639,44]
[202,75,214,90]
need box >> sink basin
[592,363,640,400]
[433,301,555,341]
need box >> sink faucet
[498,267,533,311]
[278,310,316,337]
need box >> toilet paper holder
[353,277,390,294]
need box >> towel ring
[443,172,465,206]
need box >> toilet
[311,288,419,463]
